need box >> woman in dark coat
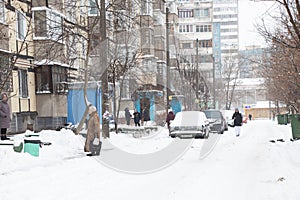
[232,108,243,137]
[0,93,11,140]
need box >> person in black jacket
[133,109,141,127]
[232,108,243,137]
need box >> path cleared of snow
[0,120,300,200]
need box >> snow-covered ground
[0,120,300,200]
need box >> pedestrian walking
[0,93,11,140]
[232,108,243,137]
[84,105,101,155]
[125,107,131,126]
[133,109,141,127]
[248,113,252,121]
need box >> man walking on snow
[232,108,243,137]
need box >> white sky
[239,0,278,49]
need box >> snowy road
[0,120,300,200]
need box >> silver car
[169,111,210,139]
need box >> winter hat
[1,93,8,102]
[88,105,97,114]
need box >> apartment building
[0,0,37,133]
[0,0,87,133]
[213,0,239,77]
[176,0,214,108]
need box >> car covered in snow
[169,111,210,139]
[203,109,228,134]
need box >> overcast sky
[238,0,277,49]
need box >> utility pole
[212,56,216,109]
[100,0,109,138]
[196,38,199,110]
[166,7,170,115]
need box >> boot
[1,134,9,140]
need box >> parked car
[203,109,228,134]
[169,111,210,139]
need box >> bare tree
[257,0,300,112]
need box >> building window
[194,8,209,18]
[178,10,193,18]
[17,11,26,41]
[0,0,5,23]
[48,11,62,41]
[35,65,67,94]
[179,25,193,33]
[89,0,98,15]
[196,25,212,32]
[18,70,28,98]
[121,79,130,99]
[197,40,212,48]
[34,10,47,37]
[33,9,62,42]
[36,66,51,93]
[182,42,191,49]
[141,0,152,15]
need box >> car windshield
[203,111,221,119]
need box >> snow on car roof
[170,111,208,127]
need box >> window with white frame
[48,11,62,41]
[141,0,152,15]
[194,8,209,18]
[178,10,193,18]
[33,9,62,41]
[179,24,193,33]
[0,0,5,23]
[35,65,67,94]
[196,25,212,32]
[17,11,26,41]
[18,70,28,98]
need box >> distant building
[229,78,266,108]
[239,45,269,78]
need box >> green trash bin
[291,114,300,139]
[277,114,288,125]
[24,138,41,157]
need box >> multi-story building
[0,0,87,133]
[213,0,239,77]
[177,0,214,109]
[0,0,37,133]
